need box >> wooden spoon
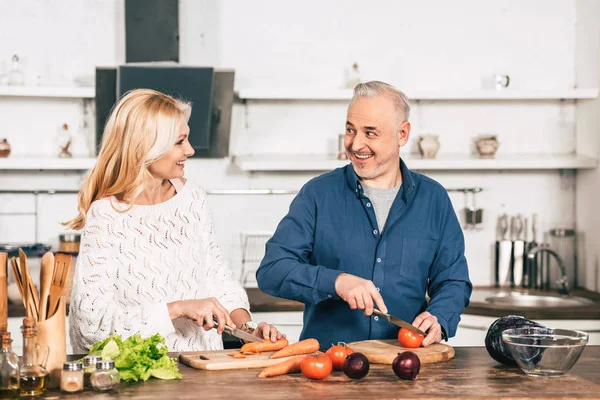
[18,248,39,321]
[39,252,55,322]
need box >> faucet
[527,246,569,295]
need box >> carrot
[227,352,247,358]
[258,355,305,378]
[240,338,289,354]
[269,338,320,359]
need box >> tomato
[326,343,354,371]
[301,353,333,380]
[397,327,424,348]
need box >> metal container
[548,229,577,289]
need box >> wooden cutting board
[346,339,455,364]
[179,349,294,371]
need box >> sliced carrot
[270,338,320,359]
[240,338,289,354]
[258,355,305,378]
[227,352,247,358]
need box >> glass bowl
[502,327,588,377]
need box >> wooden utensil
[346,339,455,364]
[18,248,39,321]
[0,252,7,331]
[10,256,28,316]
[47,253,72,319]
[39,252,55,322]
[179,350,294,370]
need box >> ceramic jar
[418,134,440,159]
[0,139,11,158]
[475,134,499,158]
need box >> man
[256,81,472,348]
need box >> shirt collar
[345,158,416,199]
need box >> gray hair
[351,81,410,121]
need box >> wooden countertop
[246,287,600,320]
[47,346,600,399]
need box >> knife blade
[212,317,262,343]
[372,309,427,336]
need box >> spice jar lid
[96,360,115,370]
[64,361,83,371]
[59,233,81,242]
[83,355,102,366]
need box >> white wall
[0,0,590,289]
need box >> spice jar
[0,139,10,158]
[90,361,119,392]
[61,362,83,393]
[59,233,80,254]
[82,355,101,388]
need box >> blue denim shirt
[256,159,472,347]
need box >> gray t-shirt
[362,183,402,232]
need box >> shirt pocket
[400,236,437,282]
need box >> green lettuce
[86,333,182,382]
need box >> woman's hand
[168,297,234,334]
[252,322,285,342]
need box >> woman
[65,89,283,352]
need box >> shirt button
[376,287,380,292]
[327,294,332,298]
[377,258,382,263]
[374,316,379,321]
[358,185,362,189]
[366,202,371,207]
[373,230,378,235]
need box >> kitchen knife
[212,317,262,343]
[372,309,426,336]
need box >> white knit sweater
[69,180,250,353]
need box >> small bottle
[82,355,101,388]
[90,361,119,392]
[19,317,49,398]
[0,332,20,399]
[60,362,83,393]
[8,55,23,86]
[0,139,11,158]
[345,62,361,89]
[57,123,73,158]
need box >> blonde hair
[351,81,411,121]
[64,88,191,230]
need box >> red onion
[392,351,421,380]
[343,352,370,379]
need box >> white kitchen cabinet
[448,314,600,347]
[251,312,304,343]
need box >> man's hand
[412,311,442,346]
[334,273,387,315]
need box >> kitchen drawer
[251,312,303,343]
[448,315,600,347]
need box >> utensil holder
[37,297,66,389]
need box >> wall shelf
[233,154,599,172]
[0,86,95,99]
[0,157,97,170]
[237,88,599,101]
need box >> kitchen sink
[484,292,594,308]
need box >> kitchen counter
[46,347,600,399]
[247,287,600,319]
